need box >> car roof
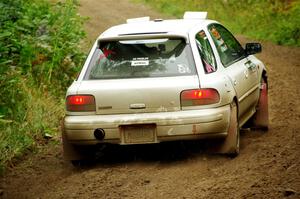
[99,18,218,40]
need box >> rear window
[84,38,196,79]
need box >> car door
[208,24,260,121]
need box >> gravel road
[0,0,299,198]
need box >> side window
[195,30,217,73]
[208,24,245,66]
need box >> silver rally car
[62,12,269,162]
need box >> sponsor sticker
[178,64,191,73]
[131,57,149,66]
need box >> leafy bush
[0,0,86,173]
[136,0,300,46]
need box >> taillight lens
[66,95,96,112]
[181,89,220,106]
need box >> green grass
[134,0,300,46]
[0,0,86,174]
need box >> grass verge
[0,0,86,174]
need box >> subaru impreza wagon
[62,12,268,164]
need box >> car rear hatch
[78,37,199,115]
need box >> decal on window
[131,57,149,66]
[177,64,191,73]
[99,48,116,60]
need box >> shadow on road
[69,129,267,170]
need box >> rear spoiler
[183,11,207,20]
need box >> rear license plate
[120,124,156,144]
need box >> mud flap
[61,119,85,161]
[209,102,239,156]
[252,82,269,130]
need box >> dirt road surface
[1,0,300,198]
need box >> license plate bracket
[120,124,157,144]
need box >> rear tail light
[181,89,220,106]
[66,95,96,112]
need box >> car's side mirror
[245,43,262,55]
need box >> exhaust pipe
[94,128,105,140]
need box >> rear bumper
[64,105,231,145]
